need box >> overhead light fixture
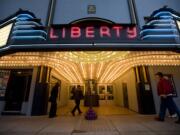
[63,51,129,63]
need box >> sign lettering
[48,24,138,44]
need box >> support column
[31,66,51,116]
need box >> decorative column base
[85,107,97,120]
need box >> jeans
[72,100,82,114]
[159,96,180,120]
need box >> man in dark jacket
[155,72,180,123]
[49,82,60,118]
[71,85,83,116]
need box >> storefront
[0,0,180,116]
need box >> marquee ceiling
[0,51,180,84]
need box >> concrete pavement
[0,115,180,135]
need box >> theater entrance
[1,51,179,116]
[59,83,135,116]
[47,51,159,116]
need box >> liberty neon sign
[48,24,138,43]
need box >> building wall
[1,0,180,27]
[113,68,139,112]
[50,70,70,107]
[113,83,123,107]
[26,67,38,116]
[58,81,69,107]
[53,0,131,24]
[0,0,50,25]
[148,66,180,113]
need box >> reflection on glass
[107,85,113,100]
[98,85,105,100]
[98,85,113,100]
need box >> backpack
[164,79,177,97]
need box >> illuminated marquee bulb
[0,51,180,84]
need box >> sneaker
[171,114,177,118]
[168,114,177,118]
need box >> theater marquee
[0,8,180,54]
[48,24,138,44]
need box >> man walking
[155,72,180,124]
[71,85,83,116]
[49,82,60,118]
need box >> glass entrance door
[4,69,32,111]
[98,85,114,105]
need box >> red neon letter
[127,27,137,39]
[71,27,81,38]
[86,26,95,38]
[112,26,123,37]
[100,26,111,37]
[50,28,58,39]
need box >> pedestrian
[163,76,177,118]
[71,85,83,116]
[49,82,60,118]
[155,72,180,124]
[168,108,177,118]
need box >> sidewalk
[0,115,180,135]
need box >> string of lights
[0,51,180,84]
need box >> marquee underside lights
[0,23,13,47]
[0,51,180,84]
[62,51,129,63]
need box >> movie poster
[0,70,10,98]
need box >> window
[0,70,10,99]
[0,22,13,47]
